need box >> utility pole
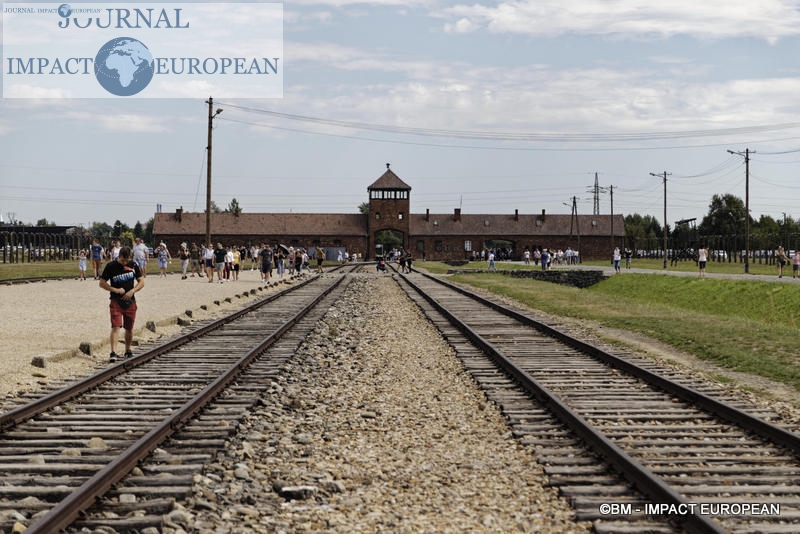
[609,185,615,250]
[727,148,752,273]
[783,212,788,250]
[205,97,223,248]
[650,171,670,269]
[568,196,581,258]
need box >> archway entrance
[374,229,404,259]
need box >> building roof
[154,211,368,239]
[367,166,411,191]
[154,210,624,241]
[409,212,624,237]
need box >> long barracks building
[153,165,625,261]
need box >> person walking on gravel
[99,246,144,362]
[214,242,227,283]
[90,237,105,279]
[259,243,273,284]
[155,242,171,277]
[316,246,325,273]
[78,249,87,280]
[132,237,149,278]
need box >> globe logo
[58,4,72,17]
[94,38,155,97]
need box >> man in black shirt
[259,243,273,284]
[99,246,144,362]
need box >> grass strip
[444,271,800,392]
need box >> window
[398,212,404,220]
[464,240,472,252]
[375,212,381,220]
[484,219,490,226]
[433,220,439,226]
[435,240,443,252]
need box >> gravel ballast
[3,267,799,533]
[186,275,592,533]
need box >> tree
[133,221,144,239]
[210,200,223,213]
[91,221,113,239]
[755,214,779,235]
[624,213,663,254]
[226,198,242,214]
[375,229,403,250]
[36,218,55,226]
[144,218,154,245]
[111,220,131,238]
[358,202,369,215]
[119,230,135,246]
[624,213,662,239]
[698,194,749,237]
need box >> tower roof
[367,164,411,191]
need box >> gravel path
[185,275,592,533]
[0,268,280,401]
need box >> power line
[217,102,800,143]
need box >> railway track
[0,269,356,533]
[395,269,800,534]
[4,263,799,533]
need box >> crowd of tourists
[81,239,366,285]
[483,246,580,272]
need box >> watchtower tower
[367,163,411,258]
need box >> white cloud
[96,113,171,133]
[2,85,74,99]
[157,80,219,99]
[50,110,171,133]
[277,62,800,139]
[434,0,800,43]
[444,17,476,33]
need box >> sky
[2,0,800,230]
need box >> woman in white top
[697,246,708,278]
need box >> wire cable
[217,102,800,143]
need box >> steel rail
[415,270,800,455]
[24,274,346,534]
[0,275,318,430]
[398,273,727,534]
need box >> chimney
[454,208,461,222]
[425,208,429,221]
[541,209,546,222]
[174,207,183,222]
[514,209,519,221]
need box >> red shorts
[109,300,137,330]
